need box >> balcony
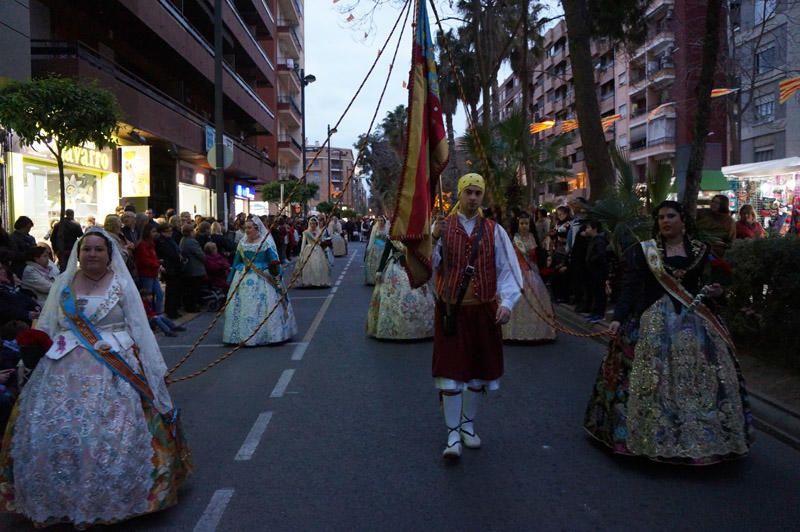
[278,134,302,162]
[30,40,274,181]
[122,0,275,128]
[646,0,674,18]
[224,0,275,75]
[277,95,302,127]
[649,66,675,89]
[277,19,303,59]
[629,76,648,96]
[629,136,676,161]
[278,0,303,25]
[277,60,302,92]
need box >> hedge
[723,237,800,369]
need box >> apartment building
[0,0,305,238]
[305,145,359,211]
[497,0,728,205]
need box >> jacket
[180,237,207,277]
[156,237,183,276]
[50,219,83,254]
[134,240,161,278]
[20,261,58,302]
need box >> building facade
[497,0,728,206]
[305,144,359,211]
[0,0,306,238]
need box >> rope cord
[428,2,608,339]
[166,0,414,384]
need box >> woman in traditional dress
[298,216,332,288]
[0,229,191,528]
[364,215,389,285]
[584,201,752,465]
[502,213,556,342]
[367,240,435,340]
[328,215,347,257]
[223,216,296,345]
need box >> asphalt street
[2,242,799,531]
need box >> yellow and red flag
[390,0,449,288]
[529,120,556,135]
[648,102,675,120]
[601,114,622,131]
[560,119,579,134]
[779,76,800,104]
[711,88,738,98]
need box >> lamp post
[327,124,338,206]
[297,67,316,215]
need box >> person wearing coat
[155,223,185,319]
[20,246,59,303]
[179,224,206,312]
[10,216,37,278]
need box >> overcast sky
[303,0,563,161]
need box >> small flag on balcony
[390,0,449,288]
[560,119,578,134]
[402,80,408,89]
[601,114,622,132]
[710,88,738,98]
[529,120,556,135]
[648,102,675,120]
[779,76,800,104]
[346,13,355,22]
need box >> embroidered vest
[436,214,497,303]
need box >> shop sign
[235,184,255,200]
[22,141,112,172]
[204,126,234,153]
[120,146,150,197]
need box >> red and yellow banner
[529,120,556,135]
[779,76,800,104]
[560,119,578,133]
[601,114,621,132]
[390,0,449,288]
[648,102,675,120]
[710,88,738,98]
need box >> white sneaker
[460,422,482,449]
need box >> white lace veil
[249,215,277,252]
[37,227,174,414]
[368,216,390,249]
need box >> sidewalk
[554,303,800,451]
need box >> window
[599,81,615,101]
[618,72,627,86]
[755,46,776,74]
[754,93,776,122]
[618,104,627,118]
[754,0,777,24]
[617,134,628,148]
[754,146,774,162]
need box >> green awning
[700,170,730,191]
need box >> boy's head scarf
[452,173,485,214]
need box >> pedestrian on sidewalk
[49,209,83,271]
[431,173,522,459]
[582,220,609,324]
[584,200,752,465]
[155,223,185,319]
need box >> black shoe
[173,326,187,332]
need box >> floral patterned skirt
[583,296,753,465]
[502,267,557,342]
[367,259,434,340]
[0,349,191,528]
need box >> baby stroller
[200,286,226,311]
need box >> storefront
[178,163,216,219]
[722,157,800,228]
[8,141,118,241]
[233,183,256,216]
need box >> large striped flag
[779,76,800,104]
[711,88,738,98]
[529,120,556,135]
[648,102,675,120]
[390,0,449,288]
[601,114,622,132]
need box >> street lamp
[327,124,338,204]
[296,66,316,215]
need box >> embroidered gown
[364,227,388,286]
[223,236,297,345]
[329,220,347,257]
[367,241,435,340]
[583,238,753,465]
[502,233,557,342]
[299,229,332,287]
[0,276,191,527]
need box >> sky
[303,0,564,171]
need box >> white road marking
[330,286,338,294]
[160,342,299,349]
[234,411,273,461]
[270,369,296,397]
[291,341,309,361]
[194,488,234,532]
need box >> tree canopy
[261,179,319,204]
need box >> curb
[554,303,800,452]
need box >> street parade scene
[0,0,799,530]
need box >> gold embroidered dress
[502,233,556,342]
[584,238,752,465]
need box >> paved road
[3,242,799,531]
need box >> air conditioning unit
[286,58,295,69]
